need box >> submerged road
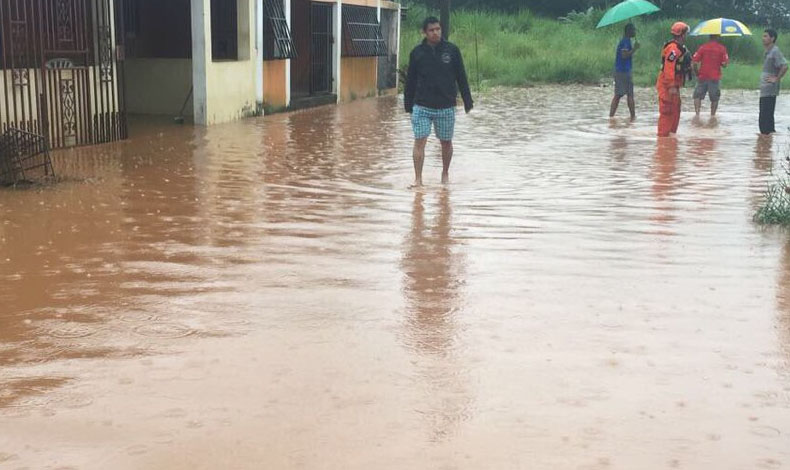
[1,86,790,469]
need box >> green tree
[409,0,789,27]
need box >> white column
[285,0,292,107]
[191,0,211,125]
[395,2,401,90]
[375,0,381,92]
[255,0,264,112]
[334,0,342,97]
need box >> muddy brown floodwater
[1,86,790,469]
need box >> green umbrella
[596,0,661,28]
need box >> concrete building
[261,0,401,112]
[0,0,400,149]
[0,0,128,148]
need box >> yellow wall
[340,57,377,103]
[203,0,258,124]
[263,60,287,110]
[125,59,193,115]
[339,0,377,6]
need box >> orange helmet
[671,22,689,36]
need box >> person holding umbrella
[610,23,640,120]
[657,22,691,137]
[692,35,729,117]
[596,0,660,120]
[688,18,752,118]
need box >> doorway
[290,0,335,106]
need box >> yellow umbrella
[690,18,752,37]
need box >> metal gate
[310,2,332,94]
[0,0,127,149]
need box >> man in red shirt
[657,22,690,137]
[692,35,730,116]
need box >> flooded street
[2,86,790,469]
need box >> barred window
[341,5,386,58]
[263,0,296,60]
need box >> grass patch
[755,145,790,226]
[400,4,790,89]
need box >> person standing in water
[759,29,788,135]
[692,35,729,117]
[404,17,474,187]
[657,22,691,137]
[610,23,639,120]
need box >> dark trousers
[759,96,777,134]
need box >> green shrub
[399,4,790,89]
[755,148,790,226]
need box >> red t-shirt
[693,41,729,81]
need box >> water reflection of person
[750,135,776,212]
[651,137,679,228]
[607,136,629,206]
[687,137,717,164]
[402,189,462,353]
[609,135,629,166]
[754,134,774,173]
[401,189,471,440]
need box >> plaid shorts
[411,105,456,141]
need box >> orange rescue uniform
[656,41,686,137]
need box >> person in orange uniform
[657,22,690,137]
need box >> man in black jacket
[405,17,473,186]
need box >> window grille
[263,0,296,60]
[341,5,386,58]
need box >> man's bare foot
[441,173,449,184]
[409,180,423,189]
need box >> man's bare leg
[412,138,428,187]
[694,98,702,116]
[609,95,621,117]
[627,95,636,120]
[710,100,719,116]
[440,140,453,184]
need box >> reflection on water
[687,137,717,162]
[755,134,775,173]
[651,138,679,229]
[402,190,464,355]
[401,190,472,441]
[1,87,790,469]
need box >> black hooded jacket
[404,39,473,113]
